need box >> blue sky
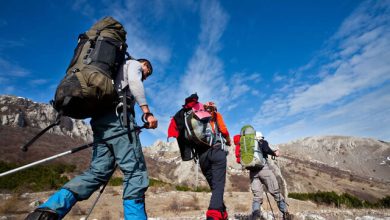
[1,0,389,146]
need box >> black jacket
[258,139,276,158]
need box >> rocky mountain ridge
[279,136,390,182]
[0,95,92,142]
[0,95,389,202]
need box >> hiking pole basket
[0,124,147,178]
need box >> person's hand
[147,115,158,129]
[274,149,280,157]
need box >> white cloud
[0,58,30,77]
[253,0,390,142]
[72,0,96,18]
[0,85,15,94]
[29,79,48,86]
[179,0,229,106]
[268,86,390,144]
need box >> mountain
[0,95,92,170]
[0,95,92,141]
[0,95,389,203]
[277,136,390,202]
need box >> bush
[108,177,123,186]
[149,178,170,187]
[288,191,390,209]
[375,196,390,208]
[0,161,75,192]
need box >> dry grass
[0,195,20,214]
[229,174,250,192]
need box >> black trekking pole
[85,164,118,220]
[0,124,147,178]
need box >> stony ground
[1,186,389,220]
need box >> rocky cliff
[0,95,92,142]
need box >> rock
[0,95,92,141]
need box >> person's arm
[127,61,147,106]
[215,112,231,145]
[167,117,179,139]
[126,61,157,128]
[261,140,278,156]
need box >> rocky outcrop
[0,95,92,141]
[278,136,390,182]
[143,139,288,196]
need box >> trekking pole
[85,164,118,220]
[195,159,199,190]
[265,192,275,219]
[0,124,147,178]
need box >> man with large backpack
[25,17,158,220]
[234,130,289,220]
[167,96,231,220]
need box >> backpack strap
[115,85,134,143]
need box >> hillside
[0,95,389,219]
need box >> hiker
[234,131,289,220]
[167,96,230,220]
[25,58,158,220]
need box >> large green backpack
[239,125,266,169]
[53,16,127,119]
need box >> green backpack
[53,16,127,119]
[239,125,266,169]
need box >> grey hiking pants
[250,164,287,213]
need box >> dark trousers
[199,144,227,210]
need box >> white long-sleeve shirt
[115,59,147,106]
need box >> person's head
[183,93,199,109]
[137,58,153,81]
[255,131,264,141]
[204,101,217,113]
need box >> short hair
[137,58,153,76]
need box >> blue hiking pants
[39,111,149,218]
[199,143,227,211]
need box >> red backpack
[233,134,241,163]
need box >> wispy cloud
[0,58,30,77]
[71,0,96,18]
[0,39,24,52]
[268,86,390,143]
[29,79,48,86]
[253,0,390,142]
[179,0,229,106]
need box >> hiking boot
[25,207,59,220]
[250,209,261,220]
[282,211,292,220]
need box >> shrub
[375,196,390,208]
[288,191,389,209]
[149,178,170,187]
[0,161,75,192]
[108,177,123,186]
